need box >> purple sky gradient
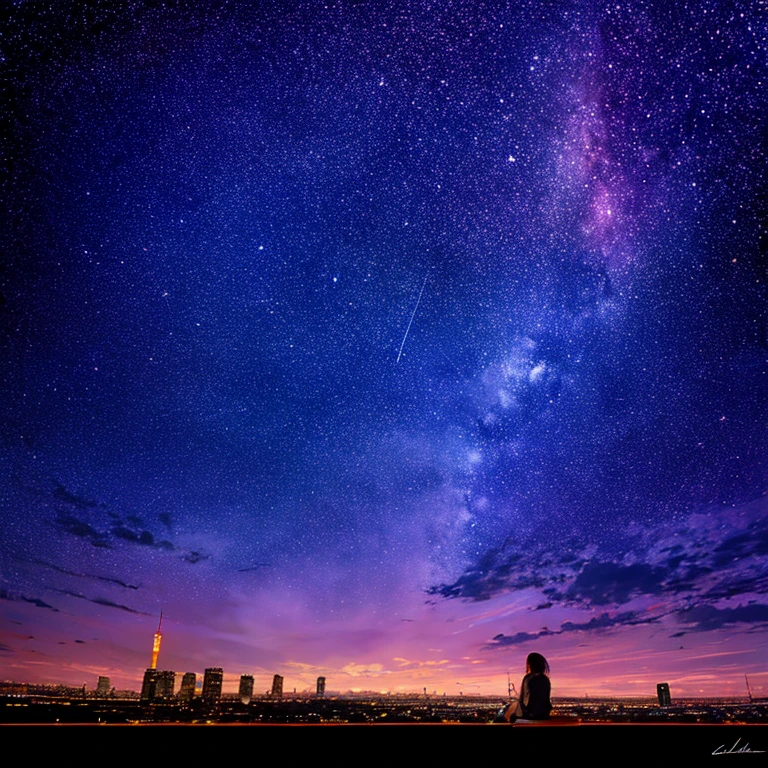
[1,0,766,699]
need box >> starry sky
[1,0,766,698]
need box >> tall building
[202,668,224,704]
[141,669,157,702]
[271,674,284,698]
[239,674,254,704]
[316,676,326,697]
[96,676,111,697]
[141,668,176,702]
[657,682,671,707]
[150,612,163,669]
[179,672,196,702]
[155,670,176,700]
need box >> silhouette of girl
[512,652,552,720]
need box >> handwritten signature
[712,739,765,756]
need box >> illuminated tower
[316,676,326,697]
[657,682,671,707]
[271,674,284,698]
[150,612,163,669]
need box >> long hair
[526,652,550,675]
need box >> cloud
[158,512,173,530]
[392,657,451,669]
[111,526,174,550]
[52,589,148,615]
[430,499,768,645]
[488,630,547,647]
[712,523,768,566]
[486,610,656,648]
[47,480,177,553]
[340,662,390,678]
[24,558,139,590]
[0,588,59,612]
[53,483,98,509]
[53,514,111,548]
[567,562,667,605]
[427,546,555,601]
[674,603,768,635]
[559,610,658,632]
[89,597,148,615]
[182,550,210,564]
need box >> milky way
[1,1,766,696]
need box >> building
[271,674,284,698]
[96,676,111,697]
[239,674,254,704]
[316,676,326,697]
[657,682,671,707]
[141,669,157,702]
[141,668,176,702]
[178,672,196,702]
[202,668,224,704]
[155,670,176,700]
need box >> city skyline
[1,1,766,701]
[6,612,768,702]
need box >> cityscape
[2,0,766,746]
[2,618,766,725]
[2,676,767,726]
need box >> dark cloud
[433,502,768,653]
[487,611,656,649]
[182,550,210,564]
[111,526,174,550]
[89,597,148,615]
[488,630,549,647]
[428,546,553,601]
[568,562,668,606]
[158,512,173,530]
[53,514,111,548]
[74,639,85,644]
[703,575,768,601]
[53,483,97,509]
[675,603,768,634]
[0,588,59,612]
[52,589,148,615]
[47,480,176,553]
[560,611,656,633]
[54,512,176,552]
[24,558,139,590]
[712,521,768,567]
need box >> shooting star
[396,273,428,363]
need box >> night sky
[1,0,766,698]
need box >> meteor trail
[396,273,428,363]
